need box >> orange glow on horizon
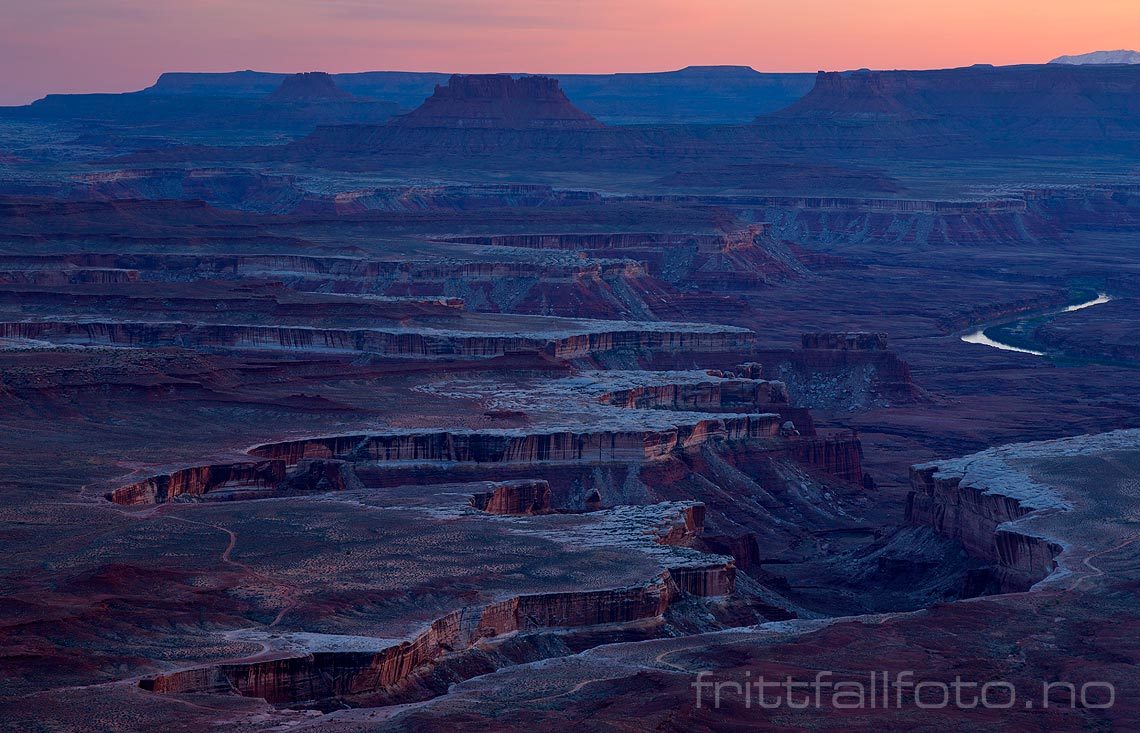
[3,0,1140,104]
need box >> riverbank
[960,291,1122,364]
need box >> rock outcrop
[0,319,754,360]
[666,564,736,597]
[267,72,356,102]
[753,336,922,410]
[392,75,602,130]
[598,378,788,412]
[107,459,360,505]
[783,431,865,485]
[140,556,735,706]
[0,249,657,321]
[249,416,783,467]
[443,227,801,288]
[141,578,671,704]
[138,500,738,706]
[907,459,1065,592]
[110,417,785,506]
[109,461,287,505]
[469,480,552,514]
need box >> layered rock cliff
[139,501,738,707]
[140,561,736,706]
[109,416,784,506]
[249,416,783,467]
[598,378,788,412]
[753,335,922,410]
[469,480,552,515]
[444,227,801,288]
[907,459,1066,592]
[109,461,287,505]
[0,319,754,360]
[0,249,656,321]
[108,459,360,505]
[141,578,671,704]
[783,431,865,485]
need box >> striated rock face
[111,417,785,506]
[541,327,754,359]
[145,583,670,706]
[249,416,782,467]
[478,581,671,635]
[141,544,736,707]
[128,499,740,708]
[69,167,308,214]
[598,379,788,412]
[754,340,922,410]
[0,249,657,321]
[446,229,773,251]
[281,459,363,496]
[267,72,355,102]
[140,571,695,704]
[0,319,753,360]
[783,431,865,485]
[444,227,800,289]
[108,459,359,505]
[667,564,735,597]
[759,197,1056,251]
[651,502,707,545]
[108,461,286,505]
[142,605,481,703]
[469,480,552,515]
[0,268,138,286]
[393,75,603,130]
[907,464,1063,592]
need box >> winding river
[961,293,1113,357]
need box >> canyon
[1,62,1139,732]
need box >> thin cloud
[301,0,594,29]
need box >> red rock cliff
[469,480,552,515]
[907,464,1063,592]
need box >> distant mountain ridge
[140,67,815,124]
[11,71,399,135]
[752,63,1140,155]
[1050,50,1140,65]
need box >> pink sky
[3,0,1139,104]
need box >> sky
[2,0,1139,105]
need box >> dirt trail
[161,511,297,627]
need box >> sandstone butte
[390,74,604,130]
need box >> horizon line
[8,56,1129,106]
